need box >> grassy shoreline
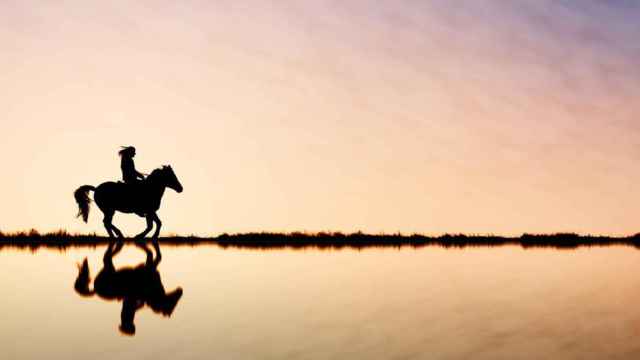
[1,230,639,250]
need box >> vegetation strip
[1,230,639,251]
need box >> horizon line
[2,230,640,251]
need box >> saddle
[118,179,146,189]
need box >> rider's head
[119,146,136,159]
[74,258,95,297]
[120,302,137,336]
[119,322,136,336]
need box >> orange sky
[1,1,639,236]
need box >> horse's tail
[74,258,95,297]
[74,185,96,223]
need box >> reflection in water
[73,241,183,335]
[4,245,640,359]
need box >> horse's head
[148,287,183,317]
[164,165,183,193]
[152,165,183,193]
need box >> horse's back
[94,182,122,204]
[96,181,120,192]
[94,181,140,214]
[94,266,141,300]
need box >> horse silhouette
[74,165,183,257]
[74,241,183,336]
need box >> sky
[1,0,639,236]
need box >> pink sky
[1,1,639,236]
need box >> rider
[119,146,146,184]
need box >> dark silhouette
[74,165,183,258]
[119,146,146,184]
[3,230,640,251]
[74,241,183,336]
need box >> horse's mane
[149,168,164,177]
[147,166,170,181]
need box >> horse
[74,241,183,335]
[74,165,183,257]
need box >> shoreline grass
[1,229,639,251]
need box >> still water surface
[3,245,640,359]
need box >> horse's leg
[103,240,117,270]
[151,213,162,238]
[133,241,154,263]
[151,212,162,259]
[109,214,125,253]
[143,244,154,266]
[103,211,124,254]
[103,211,116,239]
[134,215,154,241]
[110,220,124,239]
[132,216,155,258]
[113,239,124,255]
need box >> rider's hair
[74,258,95,297]
[119,146,136,158]
[119,323,136,336]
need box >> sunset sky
[1,1,639,236]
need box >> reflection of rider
[74,241,183,336]
[119,146,145,184]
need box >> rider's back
[121,157,138,184]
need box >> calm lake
[3,244,640,359]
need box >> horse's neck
[146,179,166,201]
[153,184,166,199]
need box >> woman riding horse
[74,165,183,257]
[119,146,146,184]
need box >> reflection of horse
[74,241,183,336]
[74,165,183,257]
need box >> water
[3,244,640,359]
